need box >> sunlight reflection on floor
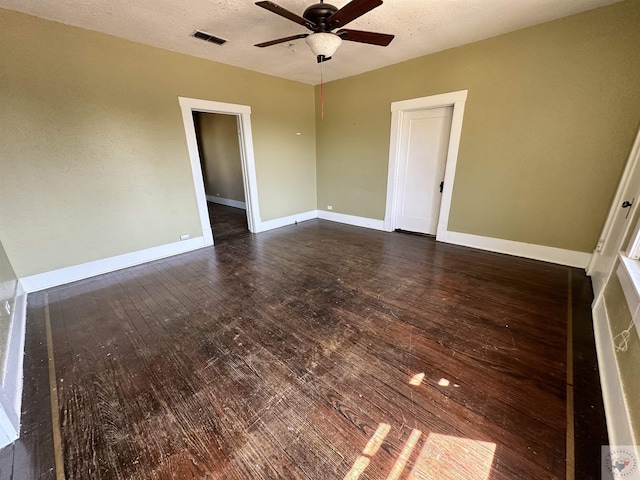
[409,372,425,386]
[407,433,496,480]
[343,373,495,480]
[343,422,496,480]
[344,423,391,480]
[386,429,422,480]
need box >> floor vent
[192,30,228,45]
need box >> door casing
[384,90,468,239]
[179,97,260,246]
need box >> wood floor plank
[571,269,608,479]
[208,202,250,245]
[15,220,600,479]
[0,444,14,480]
[12,293,56,480]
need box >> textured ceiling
[0,0,621,85]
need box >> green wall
[0,8,316,277]
[2,1,640,279]
[194,113,246,203]
[315,0,640,253]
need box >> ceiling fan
[254,0,394,63]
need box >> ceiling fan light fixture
[305,32,342,62]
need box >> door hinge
[439,181,444,193]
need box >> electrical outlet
[327,205,333,210]
[3,301,10,316]
[180,234,190,241]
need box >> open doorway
[179,97,261,247]
[192,112,250,244]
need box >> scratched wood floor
[25,220,580,479]
[208,202,249,245]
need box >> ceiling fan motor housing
[303,3,338,31]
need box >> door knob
[622,198,635,219]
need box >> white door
[395,107,453,235]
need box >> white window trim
[619,199,640,324]
[626,215,640,259]
[616,252,640,348]
[617,253,640,318]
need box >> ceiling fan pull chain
[320,62,324,120]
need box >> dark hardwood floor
[571,270,608,479]
[0,294,56,480]
[2,220,608,479]
[207,202,250,244]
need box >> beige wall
[315,0,640,253]
[3,1,640,279]
[0,0,637,444]
[0,8,316,277]
[194,113,246,203]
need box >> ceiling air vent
[192,30,228,45]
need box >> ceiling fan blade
[255,34,309,48]
[327,0,383,29]
[336,29,394,46]
[255,1,315,30]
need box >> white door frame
[384,90,468,240]
[179,97,261,246]
[587,126,640,297]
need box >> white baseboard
[0,406,14,448]
[206,195,246,210]
[21,236,207,293]
[6,281,26,417]
[318,211,385,231]
[18,208,330,292]
[441,230,592,268]
[255,210,318,233]
[0,280,26,448]
[251,209,385,234]
[593,297,638,452]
